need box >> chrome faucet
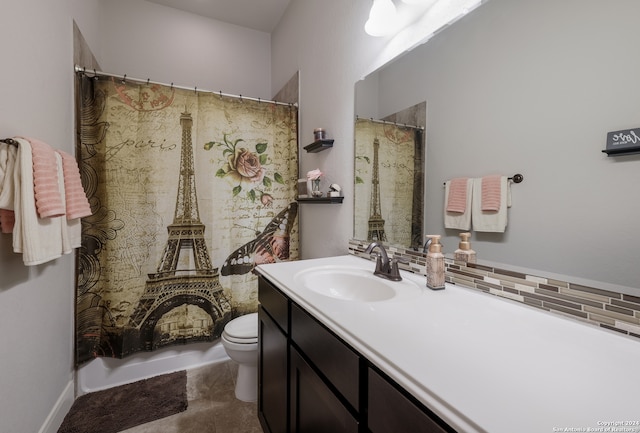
[422,237,444,253]
[422,237,432,253]
[364,242,408,282]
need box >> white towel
[12,138,74,265]
[0,143,17,233]
[444,178,473,230]
[0,142,17,211]
[471,176,511,232]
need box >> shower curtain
[354,118,422,249]
[75,74,298,364]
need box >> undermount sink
[293,265,422,302]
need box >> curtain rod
[74,65,297,108]
[356,115,424,131]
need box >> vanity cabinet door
[258,277,290,433]
[258,306,289,433]
[290,347,359,433]
[367,368,455,433]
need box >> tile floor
[121,360,263,433]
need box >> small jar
[311,178,322,197]
[313,128,326,141]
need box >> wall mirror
[353,0,640,294]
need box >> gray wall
[271,0,404,260]
[98,0,272,99]
[0,2,101,432]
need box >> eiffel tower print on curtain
[128,111,231,352]
[368,138,387,242]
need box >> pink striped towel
[56,150,92,220]
[446,178,469,213]
[481,175,502,211]
[23,137,66,218]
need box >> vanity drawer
[368,367,455,433]
[258,277,289,334]
[290,303,360,411]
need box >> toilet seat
[223,313,258,344]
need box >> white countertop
[255,255,640,433]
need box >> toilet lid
[223,333,258,344]
[224,313,258,341]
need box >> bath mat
[57,370,188,433]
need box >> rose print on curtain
[75,74,298,364]
[204,133,285,203]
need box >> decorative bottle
[454,232,476,264]
[426,235,445,290]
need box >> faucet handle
[391,256,410,268]
[388,256,410,281]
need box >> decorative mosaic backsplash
[348,239,640,340]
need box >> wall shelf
[602,148,640,157]
[297,196,343,204]
[303,139,334,153]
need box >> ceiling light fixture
[401,0,436,4]
[364,0,398,37]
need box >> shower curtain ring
[219,91,223,99]
[146,78,150,85]
[194,86,197,94]
[122,74,126,84]
[170,82,174,90]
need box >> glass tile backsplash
[349,240,640,340]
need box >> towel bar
[443,173,523,186]
[0,138,19,147]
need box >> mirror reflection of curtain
[75,74,298,364]
[354,118,422,248]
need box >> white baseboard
[38,380,74,433]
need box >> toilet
[221,312,259,402]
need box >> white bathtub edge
[76,341,229,395]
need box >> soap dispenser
[454,232,476,264]
[426,235,445,290]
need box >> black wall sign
[603,127,640,156]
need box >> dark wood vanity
[257,275,455,433]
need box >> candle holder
[311,179,323,197]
